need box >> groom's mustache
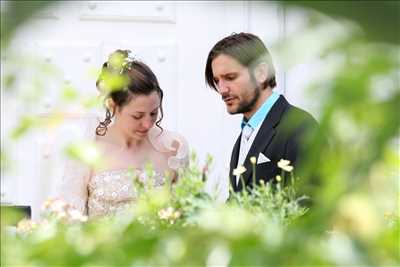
[222,94,234,101]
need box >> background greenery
[1,1,399,266]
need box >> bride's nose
[141,117,153,130]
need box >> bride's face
[114,91,160,141]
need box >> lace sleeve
[58,157,91,215]
[56,113,98,215]
[148,126,189,170]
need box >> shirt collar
[241,91,280,130]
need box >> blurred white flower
[42,198,69,213]
[68,209,88,222]
[233,165,246,177]
[277,159,293,172]
[41,198,87,223]
[16,219,37,233]
[158,207,180,224]
[333,194,381,240]
[206,243,231,267]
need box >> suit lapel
[229,133,241,191]
[237,95,290,191]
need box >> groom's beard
[233,85,261,115]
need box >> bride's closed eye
[131,112,157,120]
[131,115,142,120]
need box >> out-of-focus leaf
[1,1,54,48]
[1,150,7,171]
[61,85,79,102]
[65,141,102,169]
[283,1,400,44]
[10,116,39,139]
[3,74,16,91]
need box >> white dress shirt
[236,123,262,186]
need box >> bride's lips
[136,131,148,136]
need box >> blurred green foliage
[284,1,400,45]
[1,1,52,49]
[1,155,398,266]
[1,156,312,266]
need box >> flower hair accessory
[107,49,136,74]
[97,49,136,94]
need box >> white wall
[1,1,319,219]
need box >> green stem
[240,175,246,193]
[252,162,256,189]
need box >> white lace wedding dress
[86,168,166,218]
[58,116,189,218]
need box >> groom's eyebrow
[214,72,232,80]
[219,72,237,78]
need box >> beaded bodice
[87,169,165,218]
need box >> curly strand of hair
[154,88,164,134]
[96,109,113,136]
[155,113,163,131]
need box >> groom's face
[211,54,260,117]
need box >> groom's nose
[217,80,229,94]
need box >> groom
[205,32,319,192]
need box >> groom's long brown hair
[205,32,277,91]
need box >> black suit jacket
[229,95,319,192]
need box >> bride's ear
[105,98,117,115]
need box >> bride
[58,49,189,218]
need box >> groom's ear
[254,62,269,86]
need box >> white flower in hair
[121,50,137,72]
[97,49,136,94]
[108,49,134,73]
[125,50,136,62]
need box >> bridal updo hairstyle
[96,49,164,136]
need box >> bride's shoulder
[93,133,120,155]
[148,127,188,151]
[148,127,189,170]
